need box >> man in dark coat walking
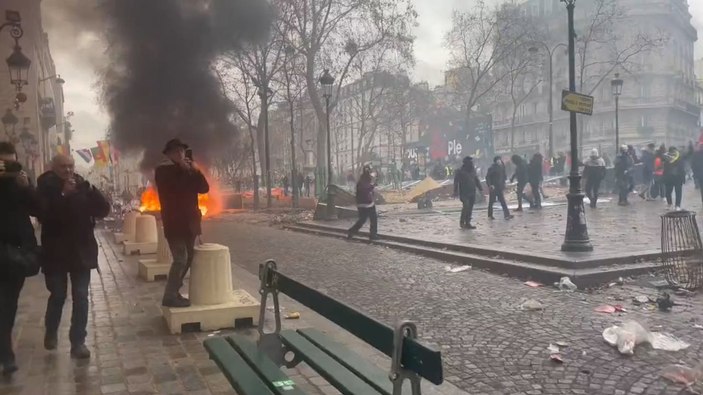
[528,153,544,208]
[510,155,530,212]
[0,142,40,375]
[485,156,513,220]
[155,139,209,308]
[453,156,483,229]
[38,154,110,359]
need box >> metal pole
[325,95,337,219]
[263,89,272,208]
[548,49,554,160]
[561,0,593,252]
[614,95,620,157]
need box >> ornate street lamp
[611,73,624,157]
[318,69,336,219]
[560,0,592,252]
[2,108,18,142]
[1,11,30,92]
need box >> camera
[185,149,193,160]
[5,160,22,173]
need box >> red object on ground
[524,281,543,288]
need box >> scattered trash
[603,320,690,355]
[594,305,625,314]
[557,277,578,291]
[675,288,696,297]
[520,299,544,311]
[285,312,301,320]
[660,363,703,387]
[632,295,651,306]
[549,354,563,364]
[445,265,472,273]
[555,341,569,348]
[656,293,675,312]
[616,277,624,285]
[649,279,670,288]
[524,281,543,288]
[547,344,560,353]
[693,324,703,330]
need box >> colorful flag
[76,148,93,163]
[97,140,111,164]
[91,147,108,167]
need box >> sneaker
[514,207,523,212]
[2,361,18,376]
[44,332,57,350]
[465,224,476,230]
[369,235,381,241]
[488,216,495,220]
[162,294,191,308]
[675,206,682,211]
[504,215,514,220]
[667,204,673,210]
[70,344,91,360]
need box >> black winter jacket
[37,172,111,274]
[154,163,209,239]
[454,165,482,199]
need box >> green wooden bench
[203,259,443,395]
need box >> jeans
[665,181,683,207]
[0,277,24,363]
[348,206,378,237]
[164,235,197,302]
[488,188,510,218]
[529,182,541,208]
[585,177,602,207]
[460,195,475,226]
[515,182,530,210]
[45,270,91,346]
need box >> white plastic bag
[558,276,578,291]
[602,320,690,355]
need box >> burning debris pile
[139,165,223,217]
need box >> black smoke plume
[100,0,271,170]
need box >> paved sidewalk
[0,231,465,395]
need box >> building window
[640,82,650,98]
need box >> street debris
[556,277,577,291]
[632,295,651,305]
[547,343,567,363]
[549,354,563,364]
[519,299,544,311]
[556,341,569,348]
[547,344,560,353]
[656,292,676,311]
[594,304,626,314]
[694,324,703,330]
[603,320,690,355]
[285,312,301,319]
[524,281,543,288]
[445,265,471,273]
[660,363,703,388]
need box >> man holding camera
[0,142,40,375]
[155,139,209,308]
[37,154,110,359]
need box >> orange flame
[139,165,222,217]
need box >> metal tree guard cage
[661,211,703,290]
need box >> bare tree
[280,0,416,182]
[497,50,541,151]
[444,1,536,120]
[382,80,431,163]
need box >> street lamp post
[257,83,274,208]
[561,0,593,252]
[611,73,623,157]
[529,42,567,160]
[2,11,30,95]
[319,69,336,220]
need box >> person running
[510,155,530,212]
[583,148,606,208]
[453,156,483,229]
[528,153,544,209]
[614,145,633,206]
[347,165,379,240]
[663,146,685,210]
[485,156,513,220]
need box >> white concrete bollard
[122,211,141,239]
[189,243,233,306]
[134,215,158,243]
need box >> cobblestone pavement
[204,219,703,395]
[2,230,461,395]
[313,185,703,259]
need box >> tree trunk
[249,126,259,210]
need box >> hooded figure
[614,144,633,206]
[528,153,544,208]
[347,165,379,240]
[453,156,483,229]
[485,156,513,220]
[510,155,530,211]
[583,148,606,208]
[663,146,686,210]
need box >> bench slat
[298,328,398,395]
[203,337,276,395]
[226,334,307,395]
[275,271,443,385]
[280,330,383,395]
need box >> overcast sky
[44,0,703,151]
